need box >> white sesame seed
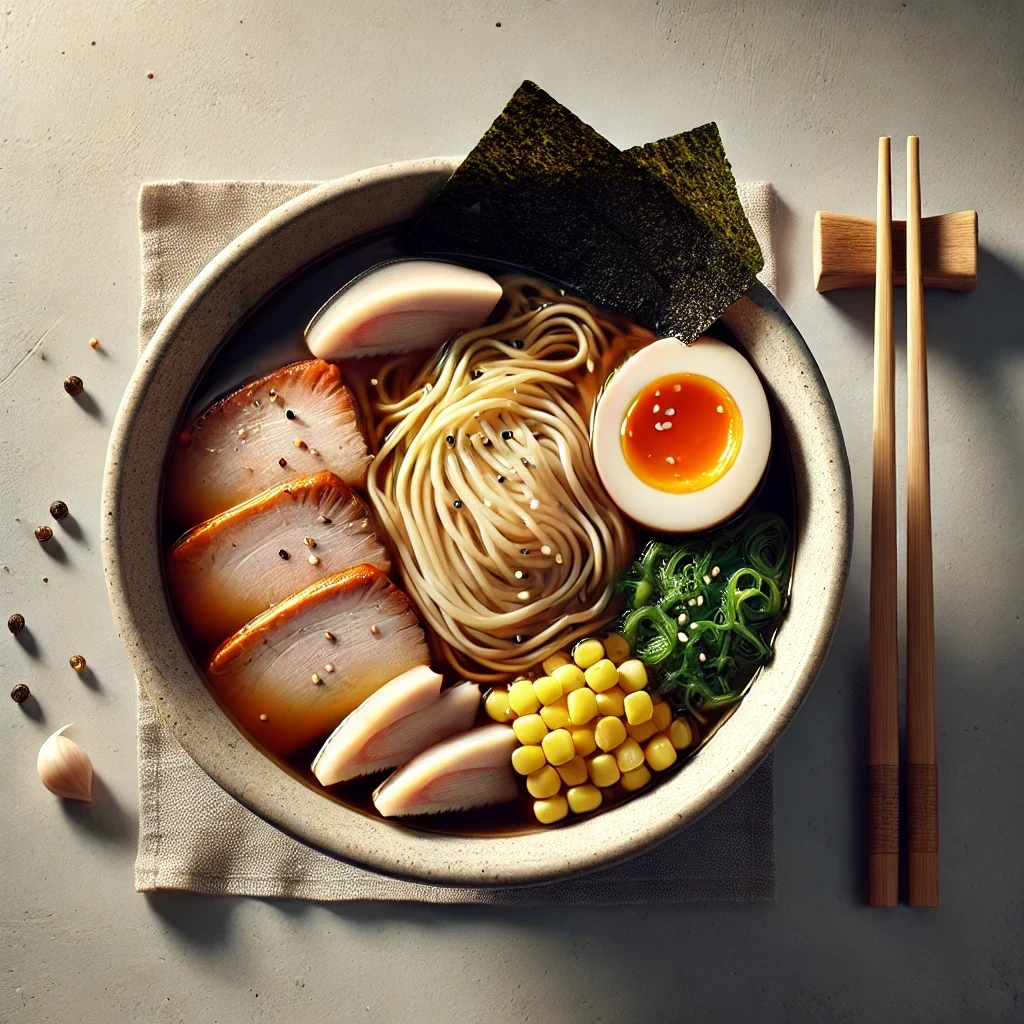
[554,553,563,565]
[236,428,246,438]
[309,447,320,457]
[517,590,530,601]
[514,570,525,580]
[666,456,675,465]
[654,423,663,432]
[665,407,675,416]
[370,378,378,386]
[662,421,673,430]
[311,673,321,685]
[370,624,379,636]
[259,713,268,721]
[628,430,634,438]
[586,358,595,372]
[324,664,334,673]
[673,384,681,392]
[541,545,552,556]
[654,390,661,397]
[698,652,707,663]
[711,566,720,577]
[677,612,688,625]
[484,499,492,508]
[688,598,697,606]
[677,631,688,643]
[717,405,724,413]
[697,595,704,606]
[308,554,320,565]
[653,404,660,413]
[529,498,540,510]
[703,574,711,585]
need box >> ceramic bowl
[102,158,852,887]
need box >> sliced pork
[165,359,371,528]
[207,564,428,753]
[312,668,481,786]
[372,724,518,818]
[167,471,389,648]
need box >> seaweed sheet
[403,81,763,342]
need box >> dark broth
[162,226,796,837]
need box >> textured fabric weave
[135,177,779,904]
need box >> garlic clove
[37,724,93,802]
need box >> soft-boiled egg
[592,336,771,533]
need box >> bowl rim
[102,157,853,888]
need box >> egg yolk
[620,373,742,493]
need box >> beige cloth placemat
[135,178,779,903]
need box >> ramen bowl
[102,158,852,887]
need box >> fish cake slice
[165,359,371,527]
[167,470,390,649]
[207,564,428,753]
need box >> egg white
[592,336,772,533]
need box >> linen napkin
[135,177,779,903]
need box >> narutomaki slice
[312,669,481,786]
[167,471,390,649]
[207,565,428,753]
[372,724,518,818]
[165,359,371,528]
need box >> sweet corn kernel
[626,718,659,743]
[542,728,575,766]
[588,753,621,788]
[508,678,541,716]
[526,764,561,799]
[533,794,569,825]
[645,735,678,771]
[542,651,572,675]
[614,737,645,773]
[623,690,654,725]
[511,744,546,775]
[512,713,548,746]
[567,686,597,725]
[569,724,597,757]
[532,675,563,706]
[620,764,652,792]
[539,697,571,730]
[573,638,605,669]
[584,658,618,692]
[556,754,589,787]
[616,659,648,693]
[567,783,603,814]
[552,663,586,693]
[484,688,515,723]
[595,685,625,718]
[670,717,694,750]
[595,715,627,752]
[651,701,672,732]
[602,632,631,665]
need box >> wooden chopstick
[868,136,900,908]
[905,135,939,907]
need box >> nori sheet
[403,81,763,342]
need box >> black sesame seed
[285,409,296,420]
[278,549,290,560]
[471,369,483,380]
[482,438,493,448]
[520,548,530,556]
[453,500,463,509]
[514,634,526,644]
[511,339,524,349]
[501,430,513,440]
[521,457,531,466]
[445,434,455,446]
[496,475,505,483]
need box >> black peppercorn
[49,500,69,521]
[278,457,287,467]
[63,375,84,397]
[10,683,30,704]
[7,613,25,635]
[34,525,53,543]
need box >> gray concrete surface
[2,1,1022,1021]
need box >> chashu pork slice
[372,724,518,818]
[167,470,389,649]
[165,359,371,528]
[207,565,428,753]
[312,667,481,786]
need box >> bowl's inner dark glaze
[163,225,796,837]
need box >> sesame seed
[501,430,513,440]
[269,389,277,400]
[304,536,316,548]
[666,456,675,465]
[677,612,688,625]
[484,499,492,508]
[703,574,711,585]
[324,631,335,641]
[308,553,320,565]
[286,409,296,420]
[279,549,289,560]
[294,438,307,448]
[554,553,563,565]
[529,498,540,510]
[517,590,530,601]
[654,390,661,397]
[698,653,707,663]
[521,457,531,466]
[514,634,526,644]
[540,544,552,556]
[711,566,720,577]
[237,428,246,438]
[654,423,663,432]
[688,598,696,606]
[311,673,321,685]
[370,378,378,386]
[673,384,681,392]
[370,624,380,636]
[662,422,673,430]
[586,358,595,372]
[716,405,724,414]
[514,570,527,580]
[324,663,334,673]
[259,714,268,722]
[309,447,320,457]
[665,407,675,416]
[653,404,660,413]
[511,339,524,349]
[697,595,704,606]
[472,369,483,380]
[318,515,332,524]
[453,499,463,509]
[521,548,530,556]
[628,430,634,438]
[497,475,505,483]
[445,434,455,446]
[483,438,493,447]
[423,382,432,393]
[678,631,688,643]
